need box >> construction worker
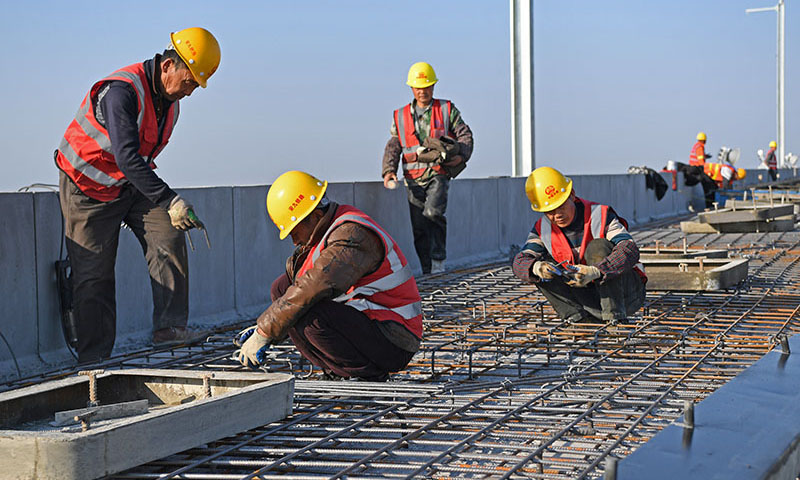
[382,62,474,274]
[55,28,221,363]
[765,141,778,181]
[234,171,423,381]
[704,162,746,189]
[512,167,647,324]
[690,132,711,166]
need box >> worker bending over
[690,132,711,166]
[512,167,647,324]
[382,61,474,274]
[55,28,221,363]
[235,171,423,381]
[704,162,746,189]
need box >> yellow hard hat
[170,27,221,88]
[769,140,777,148]
[737,168,747,179]
[525,166,573,213]
[406,62,438,88]
[696,132,707,141]
[266,171,328,240]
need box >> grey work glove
[532,261,559,281]
[233,325,271,369]
[566,265,602,288]
[167,195,204,231]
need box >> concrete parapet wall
[2,170,791,380]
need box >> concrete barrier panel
[233,185,293,320]
[497,177,539,251]
[181,187,237,327]
[0,193,40,377]
[352,181,419,272]
[33,192,73,363]
[447,178,501,265]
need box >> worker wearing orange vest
[382,62,474,275]
[235,171,423,381]
[55,28,221,363]
[703,162,746,189]
[690,132,711,166]
[512,167,647,324]
[765,141,778,181]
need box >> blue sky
[0,1,795,192]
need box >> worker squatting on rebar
[233,171,423,381]
[54,28,221,363]
[511,166,648,324]
[381,62,474,275]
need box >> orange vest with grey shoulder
[393,99,452,180]
[297,205,423,338]
[56,63,179,201]
[534,198,646,281]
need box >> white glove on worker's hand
[532,261,559,281]
[233,325,271,369]
[383,173,399,190]
[566,265,602,288]
[167,196,204,231]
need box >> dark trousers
[59,172,188,362]
[536,239,646,322]
[769,168,778,181]
[407,175,449,273]
[271,274,414,381]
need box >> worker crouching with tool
[511,167,647,324]
[234,171,423,381]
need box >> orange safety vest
[393,99,452,180]
[56,63,179,201]
[766,147,778,169]
[689,141,706,166]
[534,198,646,282]
[297,205,423,338]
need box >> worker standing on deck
[234,171,422,381]
[381,62,474,274]
[690,132,711,166]
[512,167,647,324]
[55,28,221,363]
[765,141,778,181]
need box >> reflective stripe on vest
[298,206,423,338]
[393,99,451,180]
[56,63,179,200]
[767,148,778,169]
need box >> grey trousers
[407,175,449,273]
[59,172,188,362]
[536,239,646,322]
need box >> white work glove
[167,195,204,231]
[532,261,559,281]
[233,325,271,369]
[567,265,602,288]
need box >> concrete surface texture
[0,170,790,381]
[0,370,294,480]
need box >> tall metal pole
[510,0,535,177]
[746,0,786,167]
[778,0,785,167]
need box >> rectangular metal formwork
[0,369,293,480]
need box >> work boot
[431,259,446,274]
[153,326,209,347]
